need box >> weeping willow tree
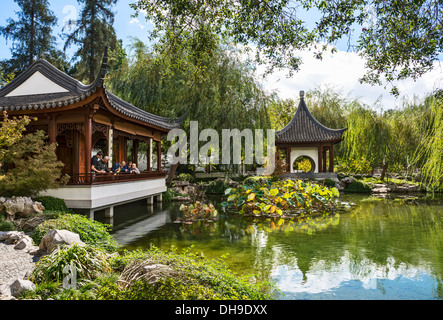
[107,28,271,180]
[343,103,391,178]
[413,94,443,191]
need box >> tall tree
[0,0,58,75]
[133,0,443,96]
[64,0,118,83]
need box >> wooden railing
[66,171,168,185]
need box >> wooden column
[133,140,139,165]
[329,143,334,173]
[48,115,57,144]
[322,147,327,172]
[318,145,323,173]
[73,130,80,176]
[147,138,152,172]
[156,140,162,171]
[286,146,291,172]
[85,114,93,177]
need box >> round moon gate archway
[292,155,316,173]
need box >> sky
[0,0,442,110]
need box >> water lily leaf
[270,189,279,196]
[227,194,237,202]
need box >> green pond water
[104,194,443,300]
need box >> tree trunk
[380,163,388,181]
[29,3,35,66]
[166,162,180,185]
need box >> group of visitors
[91,151,140,174]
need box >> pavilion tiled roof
[0,48,182,131]
[275,91,347,143]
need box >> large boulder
[1,197,44,220]
[39,229,85,253]
[3,197,25,220]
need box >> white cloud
[253,45,443,109]
[129,18,145,29]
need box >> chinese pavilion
[0,48,183,218]
[275,91,347,176]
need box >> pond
[104,194,443,300]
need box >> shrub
[0,129,69,197]
[224,179,340,217]
[31,213,119,252]
[0,213,16,231]
[34,196,70,212]
[324,178,336,188]
[344,181,372,193]
[30,244,111,284]
[162,187,182,203]
[205,179,228,194]
[107,247,273,300]
[176,173,195,183]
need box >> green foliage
[205,179,229,194]
[30,244,111,284]
[413,95,443,192]
[24,246,273,300]
[224,179,340,217]
[107,34,271,135]
[0,213,16,231]
[162,187,182,203]
[344,181,372,194]
[0,114,68,197]
[34,196,70,213]
[336,156,373,175]
[0,111,30,160]
[107,247,273,300]
[63,0,118,83]
[324,179,336,188]
[132,0,443,95]
[293,156,312,173]
[0,0,59,75]
[0,129,68,197]
[31,214,119,252]
[176,173,194,183]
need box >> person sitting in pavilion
[130,163,140,174]
[111,161,127,173]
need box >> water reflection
[108,195,443,300]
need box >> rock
[341,177,355,185]
[4,197,25,220]
[174,180,190,187]
[22,198,44,217]
[13,235,34,251]
[172,186,186,194]
[2,196,45,220]
[172,196,192,202]
[4,231,25,244]
[0,231,11,241]
[9,279,35,297]
[39,229,85,253]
